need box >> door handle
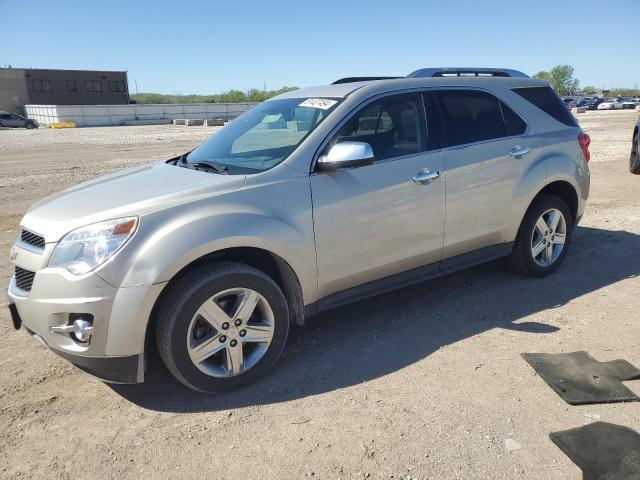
[412,169,440,184]
[509,146,530,158]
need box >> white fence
[24,103,258,127]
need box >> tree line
[533,65,638,97]
[132,87,298,104]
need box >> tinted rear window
[436,90,505,147]
[512,86,578,127]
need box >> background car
[588,98,605,110]
[622,98,638,109]
[597,98,624,110]
[0,112,38,129]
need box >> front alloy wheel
[156,262,289,393]
[187,287,275,378]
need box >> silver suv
[0,111,38,129]
[7,68,591,392]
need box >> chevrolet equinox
[7,68,591,392]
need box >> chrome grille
[20,229,45,249]
[14,267,35,292]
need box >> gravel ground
[0,111,639,480]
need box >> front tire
[508,195,573,277]
[156,262,290,393]
[631,131,640,175]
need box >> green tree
[533,71,552,82]
[533,65,580,96]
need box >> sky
[1,0,638,94]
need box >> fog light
[73,319,93,342]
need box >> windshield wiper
[180,158,229,175]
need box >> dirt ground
[0,111,639,480]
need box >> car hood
[21,161,246,242]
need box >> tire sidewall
[631,133,640,174]
[161,268,289,393]
[518,196,573,276]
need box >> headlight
[49,217,138,275]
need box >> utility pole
[135,79,140,104]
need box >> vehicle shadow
[110,226,640,412]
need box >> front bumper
[7,236,160,383]
[7,298,144,383]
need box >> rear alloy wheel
[508,195,573,277]
[530,208,567,268]
[156,262,289,392]
[631,132,640,174]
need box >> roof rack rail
[332,76,402,85]
[407,67,529,78]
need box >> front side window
[186,97,340,173]
[436,90,506,147]
[67,80,77,92]
[326,92,427,161]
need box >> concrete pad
[185,119,204,126]
[572,106,587,114]
[172,119,187,125]
[204,119,225,126]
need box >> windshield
[186,97,341,174]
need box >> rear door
[435,89,539,259]
[0,113,14,127]
[311,91,446,301]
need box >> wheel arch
[144,246,306,357]
[529,180,579,223]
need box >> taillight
[578,131,591,162]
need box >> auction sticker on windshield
[299,98,338,110]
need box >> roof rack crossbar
[407,67,529,78]
[332,76,402,85]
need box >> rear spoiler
[331,76,402,85]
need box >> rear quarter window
[512,86,578,127]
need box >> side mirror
[316,141,375,172]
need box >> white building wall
[24,103,258,127]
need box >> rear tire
[508,195,573,277]
[25,122,35,129]
[155,262,290,393]
[631,132,640,175]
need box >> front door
[311,92,446,301]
